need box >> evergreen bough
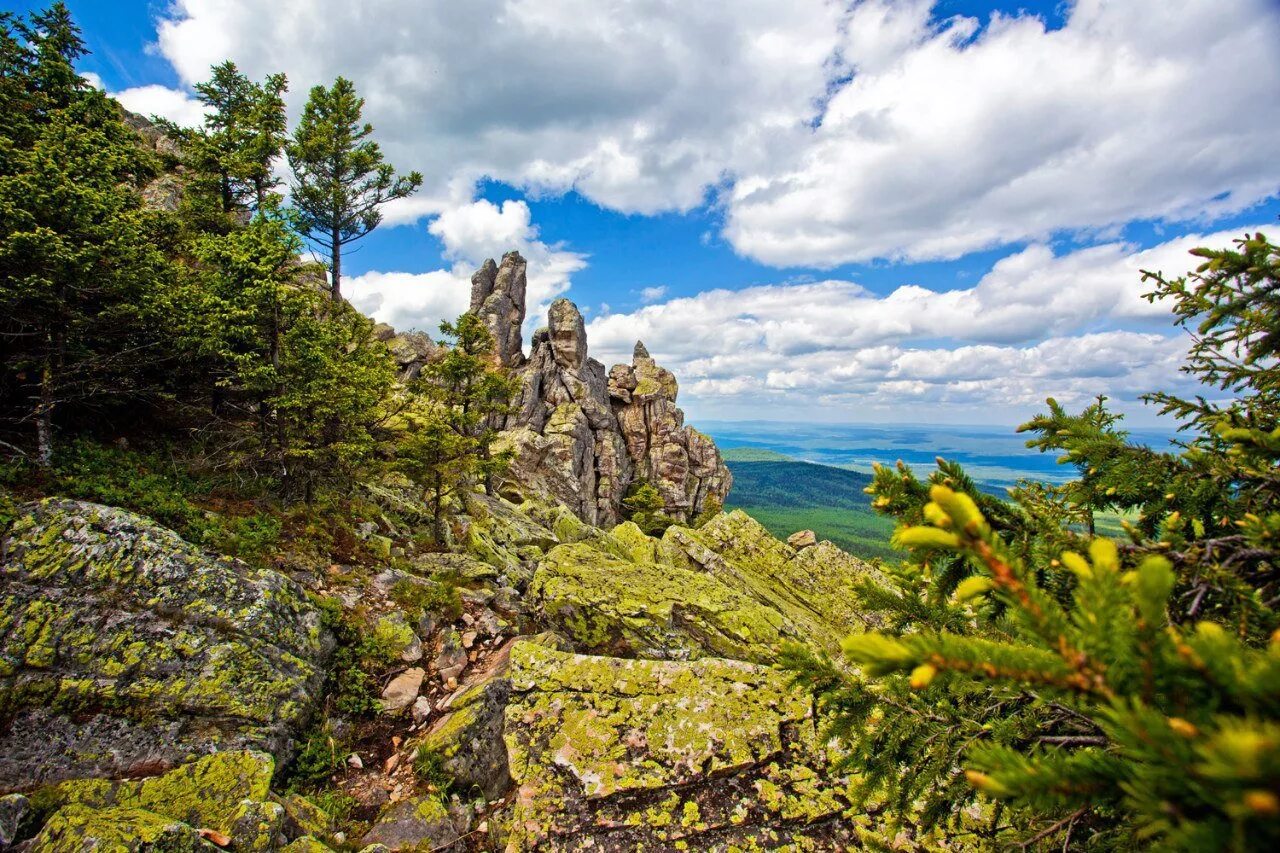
[788,233,1280,849]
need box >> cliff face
[474,252,731,526]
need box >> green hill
[723,459,897,561]
[720,447,796,462]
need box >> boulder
[0,500,328,789]
[360,796,464,851]
[502,642,857,850]
[787,529,818,549]
[380,668,425,713]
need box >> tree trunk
[35,357,53,469]
[330,228,342,301]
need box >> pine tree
[0,4,169,466]
[286,77,421,301]
[184,61,288,217]
[397,313,517,539]
[179,215,396,500]
[787,232,1280,849]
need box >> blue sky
[30,0,1280,425]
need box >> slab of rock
[380,668,426,712]
[787,529,818,549]
[502,642,857,850]
[0,500,328,789]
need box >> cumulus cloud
[584,227,1257,421]
[350,197,587,336]
[149,0,1278,268]
[83,72,209,127]
[726,0,1280,265]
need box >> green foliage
[313,596,382,718]
[724,459,897,559]
[287,725,349,791]
[286,76,422,299]
[390,577,463,622]
[171,214,398,500]
[788,233,1280,849]
[411,748,454,798]
[692,494,723,528]
[0,5,171,465]
[162,61,289,223]
[622,479,674,535]
[398,312,517,538]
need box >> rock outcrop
[0,499,328,789]
[478,253,731,525]
[501,642,858,851]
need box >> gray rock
[788,529,818,549]
[380,668,425,712]
[360,796,464,851]
[0,499,328,789]
[0,794,28,849]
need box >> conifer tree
[185,61,289,216]
[787,232,1280,849]
[286,77,422,301]
[179,215,396,500]
[0,4,169,466]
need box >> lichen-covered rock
[0,500,327,789]
[417,641,519,800]
[32,805,213,852]
[31,751,274,837]
[502,642,856,851]
[359,795,464,851]
[531,512,880,662]
[0,793,27,847]
[530,542,789,662]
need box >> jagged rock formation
[477,252,731,525]
[0,500,327,789]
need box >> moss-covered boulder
[502,642,856,850]
[529,511,879,663]
[530,542,790,661]
[32,805,214,851]
[31,751,273,836]
[0,499,328,788]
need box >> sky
[25,0,1280,427]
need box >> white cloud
[639,285,667,303]
[347,269,471,334]
[84,72,209,127]
[726,0,1280,265]
[150,0,1279,268]
[584,227,1258,422]
[351,197,587,338]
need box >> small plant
[314,596,381,717]
[305,789,357,825]
[288,726,348,790]
[390,576,463,622]
[412,747,454,797]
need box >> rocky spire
[547,299,587,370]
[470,251,527,368]
[483,253,731,526]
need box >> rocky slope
[476,252,731,526]
[0,477,889,850]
